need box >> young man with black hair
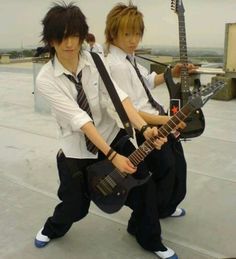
[34,2,171,259]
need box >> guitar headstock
[171,0,185,15]
[188,81,225,109]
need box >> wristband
[140,124,150,136]
[110,152,117,162]
[106,148,114,159]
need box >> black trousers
[135,131,187,218]
[42,130,165,251]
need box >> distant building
[0,54,10,64]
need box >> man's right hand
[111,153,137,174]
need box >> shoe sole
[34,239,49,248]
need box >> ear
[49,40,54,47]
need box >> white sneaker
[154,246,178,259]
[34,228,50,248]
[170,208,186,217]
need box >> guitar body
[87,159,150,214]
[165,69,205,138]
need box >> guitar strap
[90,52,133,139]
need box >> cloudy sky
[1,0,236,49]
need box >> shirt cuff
[148,71,157,89]
[70,112,93,132]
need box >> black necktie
[126,56,165,115]
[64,71,98,154]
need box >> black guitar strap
[90,52,133,139]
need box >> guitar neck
[178,13,190,94]
[129,102,195,166]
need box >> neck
[57,53,79,76]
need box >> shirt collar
[109,45,135,61]
[52,51,91,77]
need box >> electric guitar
[87,81,224,214]
[164,0,205,139]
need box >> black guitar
[164,0,205,139]
[87,81,224,214]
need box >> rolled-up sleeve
[139,65,156,89]
[36,79,92,132]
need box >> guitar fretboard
[178,13,189,94]
[129,103,194,166]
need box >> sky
[0,0,236,49]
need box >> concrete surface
[0,62,236,259]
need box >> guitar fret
[161,125,170,135]
[179,109,188,119]
[135,150,145,161]
[158,129,165,138]
[145,140,155,150]
[131,152,142,164]
[138,148,146,157]
[168,119,177,128]
[130,152,141,165]
[165,123,173,132]
[168,120,177,129]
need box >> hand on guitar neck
[154,63,198,86]
[171,63,198,78]
[109,126,167,174]
[138,111,186,132]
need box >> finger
[181,121,186,128]
[152,127,158,136]
[153,138,164,149]
[178,121,186,129]
[127,159,136,169]
[125,163,137,174]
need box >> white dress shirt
[106,45,162,116]
[36,50,127,159]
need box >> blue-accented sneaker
[170,208,186,217]
[154,246,178,259]
[34,228,50,248]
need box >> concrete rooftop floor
[0,62,236,259]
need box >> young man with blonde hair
[105,2,196,258]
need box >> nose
[64,37,73,47]
[129,34,139,44]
